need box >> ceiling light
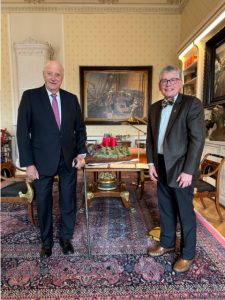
[178,42,194,59]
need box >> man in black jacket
[146,65,205,273]
[17,60,87,258]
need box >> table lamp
[125,116,147,161]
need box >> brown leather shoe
[173,258,194,273]
[148,245,175,257]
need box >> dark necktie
[51,94,60,128]
[161,97,174,108]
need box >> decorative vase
[97,171,117,190]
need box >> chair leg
[200,196,207,209]
[139,170,145,200]
[131,172,139,189]
[27,202,36,226]
[215,196,224,222]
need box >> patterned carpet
[1,173,225,299]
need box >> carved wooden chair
[194,153,225,222]
[1,162,36,225]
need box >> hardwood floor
[193,197,225,237]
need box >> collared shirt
[157,94,178,154]
[46,88,62,123]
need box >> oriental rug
[1,173,225,299]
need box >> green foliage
[87,144,130,158]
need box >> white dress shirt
[157,94,178,154]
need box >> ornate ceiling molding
[23,0,45,3]
[2,0,188,14]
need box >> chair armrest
[200,166,220,179]
[1,161,27,181]
[15,165,27,172]
[19,179,34,204]
[0,174,25,182]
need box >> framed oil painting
[79,66,152,124]
[203,26,225,107]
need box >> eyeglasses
[160,78,180,86]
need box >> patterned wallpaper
[63,14,180,135]
[64,14,180,99]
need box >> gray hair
[159,65,182,80]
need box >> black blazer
[17,85,87,176]
[146,93,205,187]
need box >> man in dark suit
[17,60,87,258]
[146,65,205,273]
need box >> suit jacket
[146,93,205,187]
[17,85,87,176]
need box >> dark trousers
[34,153,77,246]
[157,154,196,260]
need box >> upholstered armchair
[1,162,36,225]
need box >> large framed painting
[79,66,152,124]
[203,26,225,107]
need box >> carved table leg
[120,182,130,209]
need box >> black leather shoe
[59,239,74,255]
[40,245,52,258]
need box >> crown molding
[2,2,187,14]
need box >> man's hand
[176,172,192,188]
[148,165,158,182]
[74,154,86,169]
[26,165,39,180]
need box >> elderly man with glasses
[146,65,205,273]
